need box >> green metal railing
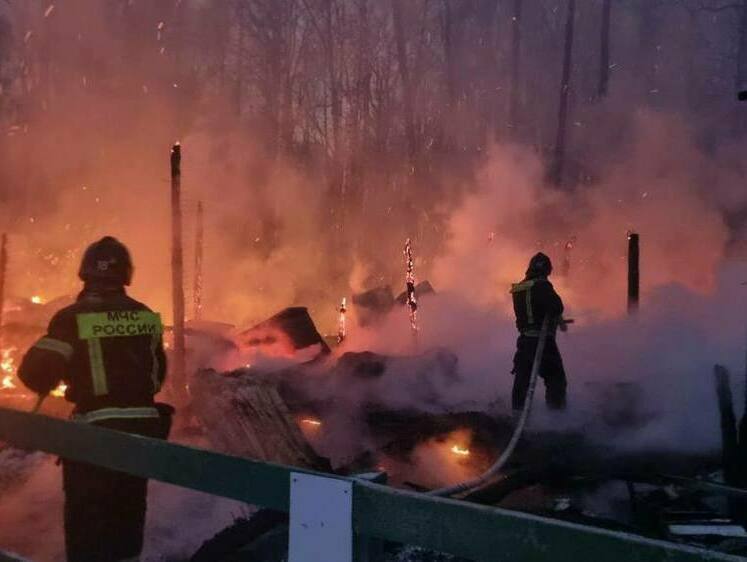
[0,406,740,562]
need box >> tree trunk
[737,0,747,134]
[479,0,499,145]
[442,0,458,113]
[638,0,660,103]
[325,0,341,157]
[507,0,523,135]
[550,0,576,187]
[597,0,612,98]
[738,1,747,91]
[391,0,417,167]
[234,1,246,116]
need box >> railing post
[289,473,353,562]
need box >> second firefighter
[510,252,568,412]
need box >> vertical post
[193,201,204,321]
[714,366,739,489]
[627,232,639,314]
[0,234,7,347]
[170,143,187,396]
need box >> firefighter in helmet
[510,252,568,412]
[18,236,171,562]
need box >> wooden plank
[0,407,740,562]
[190,374,323,469]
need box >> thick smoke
[0,1,745,559]
[433,112,731,318]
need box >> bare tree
[508,0,524,133]
[391,0,417,166]
[550,0,576,186]
[598,0,612,98]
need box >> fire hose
[427,316,552,498]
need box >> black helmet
[78,236,133,286]
[526,252,552,278]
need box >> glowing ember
[301,418,322,427]
[0,347,16,389]
[451,445,470,457]
[30,295,43,304]
[337,297,347,344]
[51,382,67,398]
[404,238,418,336]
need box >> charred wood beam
[170,143,187,398]
[628,232,640,314]
[714,365,739,487]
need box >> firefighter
[18,236,171,562]
[510,252,567,412]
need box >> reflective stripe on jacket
[18,286,167,417]
[510,276,564,337]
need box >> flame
[450,445,470,457]
[301,418,322,427]
[51,382,67,398]
[30,295,44,304]
[337,297,347,344]
[0,347,17,390]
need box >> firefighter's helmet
[78,236,133,286]
[526,252,552,278]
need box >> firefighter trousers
[62,413,171,562]
[511,335,567,411]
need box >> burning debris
[237,307,330,359]
[337,297,347,345]
[352,286,396,326]
[403,238,418,341]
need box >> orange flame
[0,347,17,390]
[450,445,470,457]
[51,382,67,398]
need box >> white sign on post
[288,472,353,562]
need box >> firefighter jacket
[510,275,564,337]
[18,286,167,423]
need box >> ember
[51,382,67,398]
[451,445,470,457]
[0,347,17,390]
